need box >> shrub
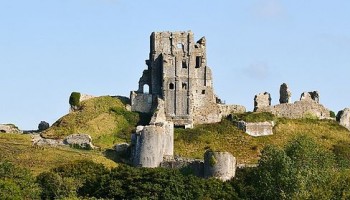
[69,92,81,107]
[0,161,41,199]
[230,112,275,122]
[330,111,336,118]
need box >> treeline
[1,135,350,199]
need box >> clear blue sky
[1,0,350,130]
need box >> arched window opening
[143,84,149,94]
[169,83,175,90]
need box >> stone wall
[254,92,271,111]
[300,91,319,103]
[219,104,246,118]
[237,121,274,137]
[257,100,330,119]
[130,91,154,113]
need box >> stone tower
[131,31,223,127]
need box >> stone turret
[204,151,236,181]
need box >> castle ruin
[131,31,244,128]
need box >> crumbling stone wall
[237,121,274,136]
[257,100,330,119]
[300,91,319,103]
[130,91,154,113]
[254,92,271,111]
[219,104,246,118]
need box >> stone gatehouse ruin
[131,31,245,128]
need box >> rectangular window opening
[182,60,187,69]
[195,56,202,68]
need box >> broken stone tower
[131,31,230,127]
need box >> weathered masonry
[131,31,245,127]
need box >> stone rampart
[257,100,330,119]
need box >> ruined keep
[131,31,243,127]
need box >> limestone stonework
[254,92,271,111]
[257,100,330,119]
[279,83,291,104]
[337,108,350,131]
[237,121,274,137]
[130,31,244,127]
[300,91,319,103]
[204,151,236,181]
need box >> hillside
[174,116,350,164]
[2,97,350,175]
[0,133,117,176]
[42,96,142,149]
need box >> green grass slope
[42,96,140,149]
[174,115,350,164]
[0,134,117,176]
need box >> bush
[230,112,275,122]
[69,92,81,107]
[330,110,336,118]
[0,161,41,199]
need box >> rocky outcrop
[204,151,236,181]
[32,134,64,147]
[38,121,50,131]
[63,134,94,149]
[0,124,22,133]
[337,108,350,131]
[254,92,271,111]
[300,91,319,103]
[237,121,274,137]
[279,83,291,104]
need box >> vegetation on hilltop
[42,96,146,149]
[175,113,350,164]
[0,134,117,176]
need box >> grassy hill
[0,133,117,176]
[42,96,141,149]
[1,96,350,175]
[174,115,350,164]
